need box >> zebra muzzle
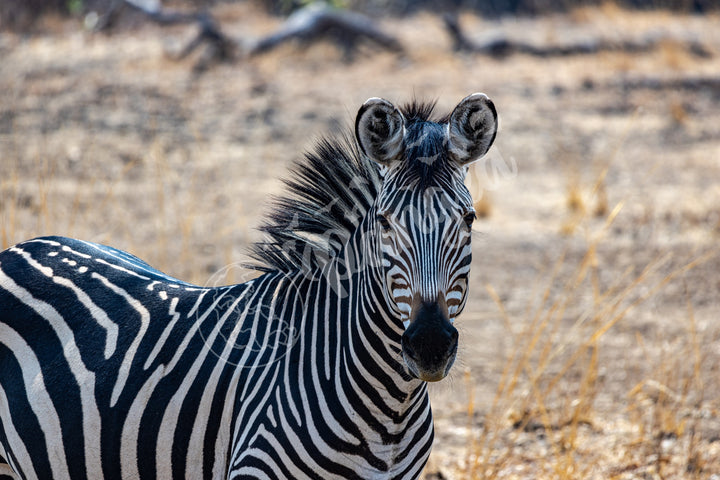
[401,301,459,382]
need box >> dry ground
[1,4,720,479]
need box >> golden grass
[462,249,718,479]
[1,6,719,479]
[451,157,720,479]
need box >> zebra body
[0,94,498,479]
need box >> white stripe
[61,244,91,259]
[50,275,118,359]
[8,248,52,277]
[0,324,70,479]
[95,258,151,281]
[309,273,357,443]
[158,285,256,479]
[0,384,38,480]
[28,238,61,247]
[120,366,164,480]
[0,263,103,477]
[186,303,268,477]
[90,272,151,407]
[219,366,280,479]
[144,296,180,369]
[10,246,118,359]
[233,278,302,453]
[163,289,233,374]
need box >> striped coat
[0,93,497,479]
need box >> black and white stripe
[0,93,497,479]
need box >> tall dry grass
[0,130,253,286]
[454,156,720,480]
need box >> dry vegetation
[1,3,719,479]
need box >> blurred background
[1,1,719,478]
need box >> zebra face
[356,93,498,382]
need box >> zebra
[0,93,498,479]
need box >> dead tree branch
[122,0,236,71]
[97,1,402,71]
[442,13,712,59]
[248,3,404,61]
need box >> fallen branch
[617,75,720,93]
[122,0,236,72]
[248,3,404,61]
[442,13,712,59]
[93,1,403,71]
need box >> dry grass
[2,5,720,479]
[455,191,720,479]
[430,105,720,477]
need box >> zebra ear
[447,93,498,166]
[355,98,406,165]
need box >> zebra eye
[463,211,476,229]
[376,214,392,233]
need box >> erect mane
[248,101,440,274]
[248,130,380,274]
[401,98,441,123]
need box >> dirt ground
[1,3,720,479]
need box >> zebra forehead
[379,175,472,219]
[389,121,463,191]
[405,122,446,163]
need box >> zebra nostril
[401,336,418,361]
[447,333,458,356]
[449,326,459,344]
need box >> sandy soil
[1,4,720,478]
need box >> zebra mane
[248,131,381,274]
[248,100,440,274]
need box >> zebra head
[356,93,498,382]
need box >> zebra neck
[335,224,426,395]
